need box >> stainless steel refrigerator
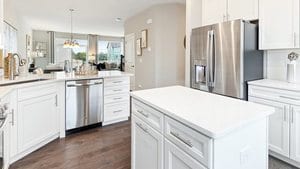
[190,19,263,100]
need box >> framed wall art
[141,29,148,48]
[136,38,142,56]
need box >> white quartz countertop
[131,86,274,139]
[0,71,132,98]
[248,79,300,92]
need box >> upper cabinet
[0,0,3,48]
[202,0,227,26]
[202,0,258,26]
[259,0,300,49]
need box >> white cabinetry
[259,0,299,49]
[249,97,290,157]
[8,83,62,164]
[103,76,130,125]
[132,97,268,169]
[18,93,58,152]
[131,115,163,169]
[202,0,258,25]
[165,139,206,169]
[248,83,300,167]
[291,105,300,162]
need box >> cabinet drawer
[164,116,212,168]
[104,94,129,104]
[104,102,130,122]
[248,85,300,105]
[18,83,57,101]
[104,85,129,96]
[104,77,129,87]
[132,99,164,133]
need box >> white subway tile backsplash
[265,50,300,83]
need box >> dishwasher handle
[67,82,103,87]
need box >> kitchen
[0,0,299,169]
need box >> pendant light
[63,9,80,48]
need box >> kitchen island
[131,86,274,169]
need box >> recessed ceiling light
[115,18,122,22]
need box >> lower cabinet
[248,84,300,167]
[131,115,163,169]
[164,139,206,169]
[249,97,290,157]
[18,93,58,152]
[291,105,300,162]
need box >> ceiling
[12,0,185,36]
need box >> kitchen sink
[0,79,50,87]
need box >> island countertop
[130,86,274,138]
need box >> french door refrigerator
[190,19,263,100]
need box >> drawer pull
[113,81,123,84]
[291,107,294,123]
[113,97,122,100]
[170,131,193,148]
[279,96,300,101]
[136,122,148,133]
[137,110,149,118]
[113,89,122,92]
[113,110,123,113]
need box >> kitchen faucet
[9,53,26,80]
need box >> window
[97,39,124,65]
[54,33,88,68]
[3,22,17,56]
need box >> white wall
[265,50,300,83]
[125,3,186,90]
[185,0,202,87]
[3,0,32,59]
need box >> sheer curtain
[3,22,17,57]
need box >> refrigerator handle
[206,31,211,87]
[212,30,216,87]
[207,30,215,88]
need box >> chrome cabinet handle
[113,110,122,113]
[10,109,14,126]
[136,122,148,133]
[113,89,122,92]
[279,96,300,101]
[55,94,58,107]
[291,107,294,123]
[170,131,193,148]
[113,97,122,100]
[294,32,297,47]
[137,110,149,118]
[113,81,122,83]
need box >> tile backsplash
[265,50,300,83]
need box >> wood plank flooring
[9,120,298,169]
[9,121,131,169]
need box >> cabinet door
[202,0,226,26]
[164,139,206,169]
[18,93,58,152]
[249,97,290,157]
[131,115,163,169]
[290,105,300,163]
[259,0,299,49]
[227,0,258,21]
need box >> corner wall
[124,3,186,90]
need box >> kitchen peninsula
[0,71,132,169]
[131,86,274,169]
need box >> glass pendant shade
[63,9,79,49]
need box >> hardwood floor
[9,121,131,169]
[9,120,298,169]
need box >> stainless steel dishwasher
[66,78,103,131]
